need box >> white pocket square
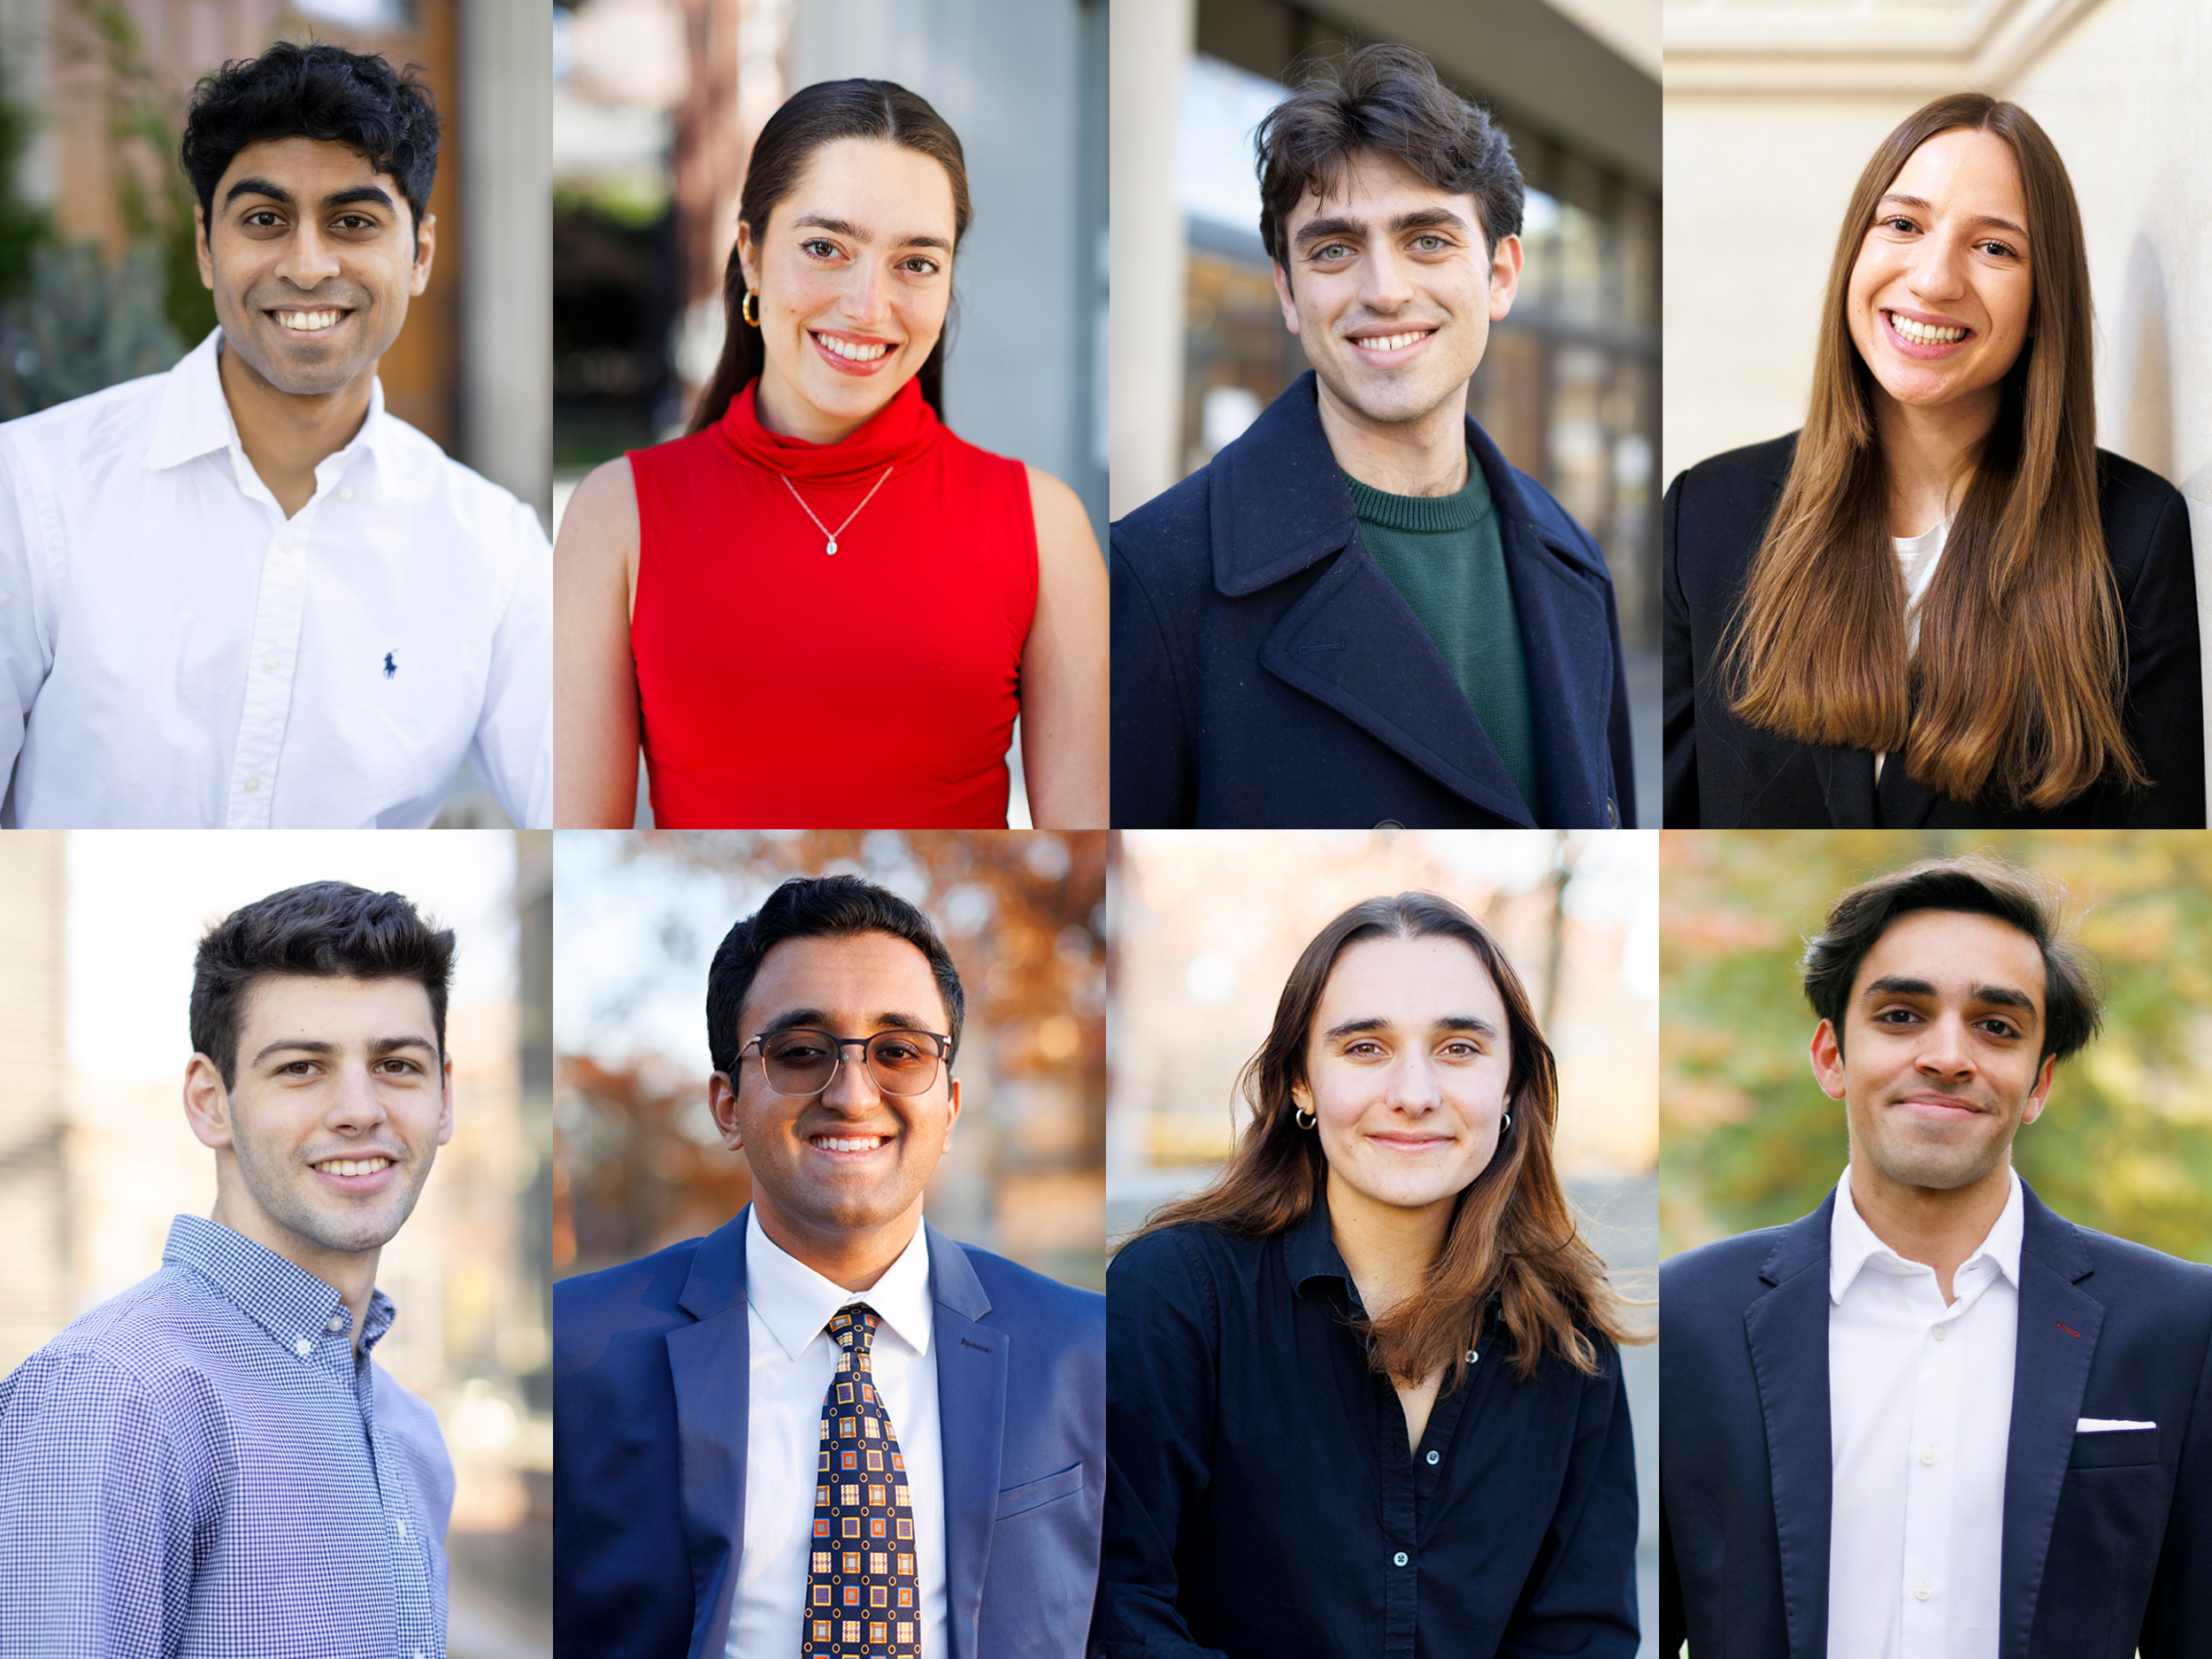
[2077,1418,2156,1432]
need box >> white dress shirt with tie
[1828,1162,2022,1659]
[0,327,551,826]
[728,1206,949,1659]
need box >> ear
[1271,260,1302,337]
[1486,232,1523,322]
[182,1052,235,1149]
[709,1069,746,1152]
[435,1053,456,1146]
[941,1076,963,1151]
[735,219,762,299]
[1809,1018,1848,1102]
[2021,1051,2057,1125]
[409,211,437,296]
[195,199,215,292]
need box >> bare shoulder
[1024,464,1101,572]
[557,456,640,568]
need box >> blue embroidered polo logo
[383,652,397,679]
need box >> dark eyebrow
[1294,206,1472,253]
[1321,1013,1500,1041]
[325,185,396,213]
[1861,974,2038,1018]
[250,1034,437,1068]
[757,1008,941,1039]
[1877,192,2029,239]
[791,213,952,254]
[224,176,293,210]
[221,180,397,216]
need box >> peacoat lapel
[927,1224,1006,1659]
[1999,1187,2103,1659]
[1745,1195,1837,1659]
[665,1209,754,1659]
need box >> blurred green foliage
[0,83,54,303]
[1663,831,2212,1264]
[0,242,184,419]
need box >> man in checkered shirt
[0,881,459,1658]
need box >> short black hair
[1256,42,1524,273]
[181,42,441,241]
[191,880,457,1090]
[1801,855,2101,1065]
[706,876,964,1077]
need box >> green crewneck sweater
[1344,453,1542,820]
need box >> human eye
[376,1056,421,1075]
[898,255,941,276]
[1877,213,1918,235]
[1437,1038,1482,1062]
[766,1030,832,1062]
[1310,242,1353,263]
[242,209,285,230]
[870,1036,926,1065]
[1976,1015,2022,1040]
[1410,234,1447,252]
[334,212,378,232]
[1976,238,2019,260]
[801,237,841,260]
[1872,1006,1920,1027]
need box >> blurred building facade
[1112,0,1662,647]
[0,0,549,518]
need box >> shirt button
[1393,1551,1409,1567]
[293,1337,312,1356]
[1915,1582,1933,1601]
[281,535,295,552]
[264,657,280,673]
[1425,1450,1440,1465]
[342,488,354,501]
[397,1517,408,1538]
[1921,1447,1938,1466]
[326,1315,346,1333]
[242,776,260,794]
[1932,1325,1948,1341]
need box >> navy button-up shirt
[0,1214,453,1657]
[1094,1200,1638,1658]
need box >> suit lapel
[1745,1198,1837,1659]
[1812,746,1876,826]
[928,1225,1004,1659]
[666,1210,755,1659]
[2000,1189,2102,1659]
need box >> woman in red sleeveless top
[554,80,1107,828]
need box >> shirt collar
[162,1212,396,1353]
[1283,1195,1356,1300]
[745,1204,935,1363]
[1830,1162,2024,1303]
[141,326,420,500]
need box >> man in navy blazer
[1111,43,1633,830]
[554,875,1104,1659]
[1661,856,2212,1658]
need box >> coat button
[1373,819,1404,830]
[1606,796,1619,828]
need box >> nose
[326,1063,392,1132]
[1915,1013,1976,1080]
[818,1040,887,1110]
[839,257,890,328]
[1358,240,1417,316]
[1905,232,1969,303]
[274,215,344,291]
[1381,1049,1444,1114]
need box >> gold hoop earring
[741,290,759,327]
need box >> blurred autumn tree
[556,831,1109,1289]
[1663,830,2212,1263]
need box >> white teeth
[315,1157,390,1177]
[813,1136,886,1152]
[816,333,889,362]
[1889,312,1966,345]
[1351,330,1432,354]
[275,309,343,333]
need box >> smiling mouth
[311,1156,392,1176]
[810,1133,892,1154]
[271,307,349,335]
[1885,311,1970,346]
[811,331,891,363]
[1349,328,1436,356]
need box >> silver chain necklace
[780,464,895,556]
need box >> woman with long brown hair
[554,79,1107,829]
[1094,893,1642,1658]
[1663,94,2201,827]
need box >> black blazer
[1112,371,1635,828]
[1659,1183,2212,1658]
[1663,434,2204,826]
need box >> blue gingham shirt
[0,1214,452,1657]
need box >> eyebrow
[757,1007,941,1038]
[1860,974,2038,1016]
[1321,1013,1500,1041]
[223,177,398,215]
[250,1034,439,1068]
[1294,206,1473,253]
[791,213,952,254]
[1877,192,2029,240]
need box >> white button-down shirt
[729,1207,949,1659]
[0,328,550,826]
[1829,1163,2022,1659]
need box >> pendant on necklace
[826,539,837,556]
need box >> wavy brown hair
[1139,893,1639,1388]
[1719,93,2140,810]
[687,78,972,435]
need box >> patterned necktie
[805,1304,921,1658]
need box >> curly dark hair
[181,41,441,246]
[191,881,457,1089]
[1256,42,1523,278]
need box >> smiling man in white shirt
[0,41,549,827]
[1660,854,2212,1659]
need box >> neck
[1844,1150,2013,1303]
[1874,384,1999,538]
[1324,1165,1452,1322]
[756,1194,921,1294]
[752,365,886,447]
[217,339,375,520]
[208,1183,379,1353]
[1316,373,1471,498]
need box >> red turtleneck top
[627,377,1038,827]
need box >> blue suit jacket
[1110,371,1635,829]
[553,1210,1105,1659]
[1659,1183,2212,1657]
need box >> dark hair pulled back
[687,79,972,435]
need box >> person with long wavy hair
[554,80,1107,830]
[1093,892,1643,1659]
[1663,94,2202,827]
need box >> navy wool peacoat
[1110,371,1635,828]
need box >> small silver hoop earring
[1294,1105,1317,1130]
[1501,1110,1513,1133]
[741,289,759,327]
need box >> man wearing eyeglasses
[553,874,1104,1659]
